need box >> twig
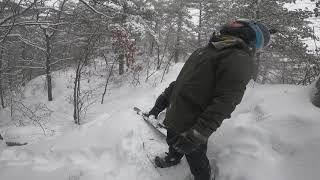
[101,55,116,104]
[78,0,112,19]
[0,0,37,26]
[49,57,72,66]
[161,54,174,83]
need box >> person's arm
[147,81,176,118]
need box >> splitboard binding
[134,107,218,180]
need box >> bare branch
[18,60,44,66]
[14,66,44,69]
[0,0,38,27]
[3,34,46,51]
[1,21,69,27]
[49,57,72,66]
[78,0,112,19]
[0,17,16,43]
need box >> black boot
[154,152,181,168]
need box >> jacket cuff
[193,117,217,138]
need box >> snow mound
[209,83,320,180]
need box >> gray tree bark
[174,13,183,63]
[44,29,53,101]
[174,0,184,63]
[312,77,320,108]
[0,48,4,108]
[198,1,203,46]
[118,54,125,75]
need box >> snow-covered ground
[0,61,319,180]
[1,2,320,178]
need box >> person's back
[164,35,254,135]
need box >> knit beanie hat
[220,18,270,50]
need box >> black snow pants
[166,128,211,180]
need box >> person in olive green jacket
[146,19,271,180]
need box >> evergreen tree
[200,0,317,84]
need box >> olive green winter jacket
[162,36,254,137]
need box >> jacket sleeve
[193,53,253,137]
[152,81,176,112]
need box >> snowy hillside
[0,61,319,180]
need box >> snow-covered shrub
[9,101,53,134]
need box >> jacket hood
[209,35,254,55]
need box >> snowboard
[133,107,167,137]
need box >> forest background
[1,0,320,126]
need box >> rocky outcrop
[6,142,28,146]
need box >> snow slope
[0,62,319,180]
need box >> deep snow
[0,1,319,179]
[0,61,320,180]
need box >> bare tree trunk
[101,58,116,104]
[281,61,286,84]
[0,81,4,109]
[29,69,32,81]
[253,52,261,81]
[302,68,310,85]
[198,1,203,46]
[73,62,80,124]
[41,0,67,102]
[72,26,100,125]
[156,21,162,70]
[149,39,155,56]
[161,53,174,82]
[0,48,4,108]
[253,0,261,81]
[44,29,53,101]
[149,22,158,56]
[118,54,125,75]
[174,12,183,63]
[158,25,173,70]
[261,59,270,84]
[77,70,81,124]
[9,74,13,119]
[156,44,161,70]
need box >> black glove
[145,94,169,119]
[143,107,162,119]
[170,127,208,155]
